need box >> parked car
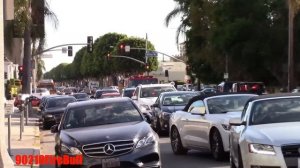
[121,87,136,98]
[169,93,257,160]
[32,88,50,99]
[151,91,198,135]
[41,96,76,129]
[229,93,300,168]
[71,93,90,101]
[51,97,161,168]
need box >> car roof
[138,84,175,88]
[248,93,300,102]
[67,97,132,108]
[183,92,257,111]
[160,91,197,96]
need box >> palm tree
[164,1,191,45]
[5,0,58,93]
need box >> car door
[151,95,162,126]
[182,100,209,148]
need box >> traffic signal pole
[109,55,146,65]
[32,43,88,56]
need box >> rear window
[140,86,176,98]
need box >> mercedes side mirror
[151,103,159,108]
[50,124,59,133]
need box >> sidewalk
[4,106,41,168]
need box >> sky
[44,0,183,72]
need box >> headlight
[249,144,276,155]
[221,124,230,130]
[45,114,53,118]
[61,144,82,155]
[136,134,156,148]
[140,104,150,111]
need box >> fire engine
[123,75,159,88]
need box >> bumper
[241,145,295,168]
[59,143,160,168]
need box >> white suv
[131,84,177,115]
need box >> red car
[30,96,41,107]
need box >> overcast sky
[44,0,183,72]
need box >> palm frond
[165,6,184,27]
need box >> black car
[51,97,161,168]
[41,96,76,129]
[122,87,136,98]
[151,91,198,134]
[72,93,90,101]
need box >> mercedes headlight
[61,144,82,155]
[136,134,156,148]
[249,144,276,155]
[140,104,150,111]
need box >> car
[41,96,76,129]
[229,93,300,168]
[94,89,119,99]
[100,92,121,99]
[131,83,177,116]
[71,93,90,101]
[32,88,50,99]
[51,97,161,168]
[151,91,198,135]
[169,93,257,160]
[121,87,136,98]
[39,95,61,111]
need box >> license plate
[102,158,120,168]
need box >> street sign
[62,47,67,53]
[224,73,229,79]
[125,45,130,52]
[5,102,14,115]
[146,51,158,57]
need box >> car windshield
[73,93,88,99]
[33,88,48,93]
[162,93,198,106]
[141,86,176,98]
[46,98,75,109]
[250,98,300,125]
[64,101,143,129]
[207,95,254,114]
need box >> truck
[37,79,56,94]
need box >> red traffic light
[120,44,124,49]
[18,65,23,71]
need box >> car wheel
[170,127,188,155]
[210,130,226,161]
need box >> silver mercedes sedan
[229,93,300,168]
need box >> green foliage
[45,33,158,81]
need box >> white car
[169,93,256,160]
[229,93,300,168]
[32,88,50,99]
[131,83,177,115]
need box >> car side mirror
[151,103,159,108]
[51,124,59,133]
[191,107,206,115]
[131,96,138,100]
[229,118,246,126]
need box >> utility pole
[145,33,148,75]
[288,0,295,92]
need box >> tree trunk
[22,25,32,94]
[288,0,295,92]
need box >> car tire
[170,127,188,155]
[210,130,226,161]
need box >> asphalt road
[39,128,230,168]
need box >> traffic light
[4,72,7,79]
[18,65,24,79]
[165,70,169,77]
[68,46,73,56]
[87,36,93,53]
[145,63,150,71]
